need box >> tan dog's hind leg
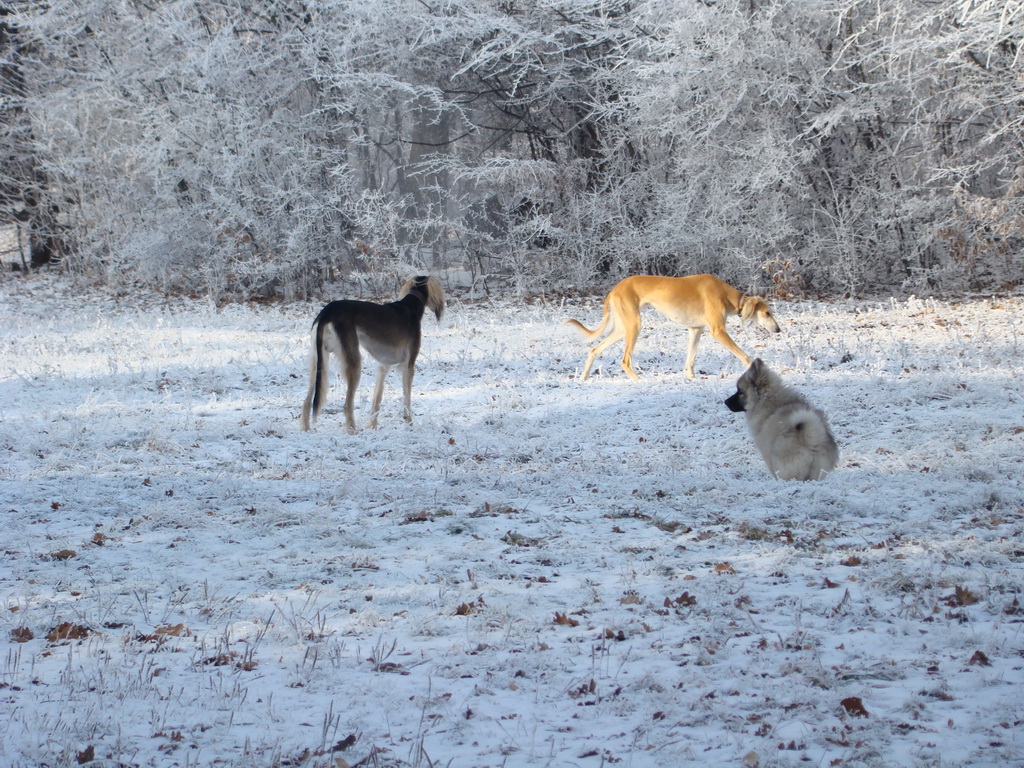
[580,323,624,380]
[617,299,642,382]
[578,291,644,381]
[570,299,613,380]
[683,327,703,379]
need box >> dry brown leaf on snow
[46,622,91,643]
[946,586,980,606]
[553,612,580,627]
[10,626,33,643]
[968,650,991,667]
[841,697,869,717]
[155,623,188,636]
[665,592,697,608]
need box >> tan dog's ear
[739,297,760,323]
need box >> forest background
[1,0,1022,300]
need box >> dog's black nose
[724,392,745,412]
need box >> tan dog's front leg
[619,322,642,381]
[708,326,751,370]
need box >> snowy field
[1,273,1022,768]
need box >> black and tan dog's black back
[300,276,445,433]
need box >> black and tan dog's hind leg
[299,276,444,432]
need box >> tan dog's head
[739,296,781,334]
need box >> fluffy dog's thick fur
[299,276,445,433]
[725,359,839,481]
[566,274,780,381]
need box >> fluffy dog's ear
[749,358,773,389]
[751,358,780,391]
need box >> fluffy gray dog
[725,359,839,481]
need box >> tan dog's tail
[566,304,611,342]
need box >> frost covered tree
[2,0,629,295]
[5,1,360,296]
[801,0,1024,293]
[416,0,648,290]
[0,7,64,268]
[587,0,1024,295]
[916,0,1024,289]
[0,0,1021,297]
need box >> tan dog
[567,274,780,381]
[300,276,445,433]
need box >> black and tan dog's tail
[299,312,331,431]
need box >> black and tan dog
[300,276,445,433]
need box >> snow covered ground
[1,273,1022,768]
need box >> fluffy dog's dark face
[725,359,767,413]
[724,387,746,413]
